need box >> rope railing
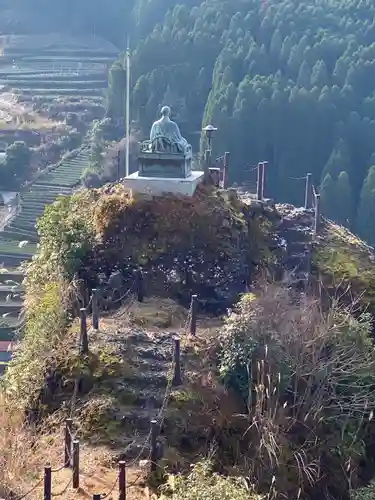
[213,151,229,188]
[17,266,202,500]
[14,475,45,500]
[17,347,181,500]
[287,172,321,236]
[306,176,321,237]
[13,419,76,500]
[247,166,321,237]
[286,172,322,293]
[11,259,212,500]
[77,271,199,355]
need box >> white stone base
[123,171,205,197]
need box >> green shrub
[218,285,375,498]
[4,281,68,409]
[352,481,375,500]
[218,292,292,401]
[159,461,263,500]
[29,190,97,285]
[81,167,103,188]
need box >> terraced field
[3,147,89,239]
[0,269,23,373]
[0,146,91,370]
[0,33,117,120]
[0,34,116,372]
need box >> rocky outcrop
[275,204,315,290]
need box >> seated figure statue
[150,106,192,157]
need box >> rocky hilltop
[2,184,375,500]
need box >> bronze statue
[150,106,191,157]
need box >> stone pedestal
[123,171,204,197]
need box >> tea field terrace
[2,146,90,242]
[0,147,90,356]
[0,267,24,373]
[0,34,118,121]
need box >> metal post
[44,466,52,500]
[80,308,89,355]
[223,152,229,189]
[125,44,131,178]
[204,149,210,168]
[204,150,210,183]
[261,161,268,199]
[64,418,73,467]
[304,247,311,294]
[314,193,321,236]
[134,269,144,302]
[150,420,158,472]
[189,295,198,336]
[208,147,213,166]
[172,336,182,386]
[117,150,121,182]
[119,461,126,500]
[72,440,80,489]
[304,173,312,209]
[92,288,99,330]
[256,163,262,200]
[244,263,251,291]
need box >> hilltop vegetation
[4,0,375,245]
[0,185,375,499]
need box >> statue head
[161,106,171,117]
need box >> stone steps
[276,205,315,289]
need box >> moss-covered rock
[314,220,375,311]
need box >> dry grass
[0,392,150,500]
[126,297,188,330]
[99,296,223,336]
[0,393,63,499]
[220,284,375,498]
[11,275,374,499]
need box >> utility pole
[125,39,131,178]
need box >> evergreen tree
[320,173,337,220]
[356,166,375,245]
[335,171,353,227]
[89,140,104,172]
[10,0,375,218]
[333,56,349,85]
[270,29,282,58]
[106,61,126,122]
[297,60,311,88]
[311,60,329,87]
[321,140,351,181]
[287,46,302,75]
[280,35,294,63]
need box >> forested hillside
[127,0,375,247]
[2,0,375,244]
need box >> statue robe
[150,115,189,153]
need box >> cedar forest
[2,0,375,244]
